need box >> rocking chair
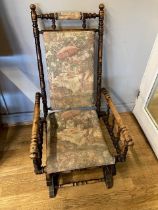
[29,3,133,198]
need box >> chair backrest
[43,30,95,110]
[30,4,104,118]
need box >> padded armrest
[30,92,41,159]
[101,88,134,147]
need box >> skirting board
[0,112,33,126]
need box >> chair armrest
[30,92,41,159]
[101,88,133,145]
[101,87,133,161]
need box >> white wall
[0,0,158,123]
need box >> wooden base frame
[47,165,115,198]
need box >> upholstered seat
[46,109,115,174]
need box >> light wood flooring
[0,112,158,210]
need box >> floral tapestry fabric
[57,12,81,20]
[43,31,95,110]
[46,110,115,174]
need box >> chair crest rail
[37,12,99,20]
[30,4,103,30]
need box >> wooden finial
[30,4,36,10]
[99,4,104,10]
[30,4,37,21]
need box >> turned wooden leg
[33,159,44,174]
[48,174,59,198]
[103,165,114,189]
[111,164,116,176]
[46,174,52,186]
[49,175,55,198]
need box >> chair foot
[49,175,55,198]
[103,165,113,189]
[48,174,58,198]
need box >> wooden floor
[0,112,158,210]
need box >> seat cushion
[46,109,115,174]
[43,31,95,110]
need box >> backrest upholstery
[43,30,95,109]
[30,4,104,117]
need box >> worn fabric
[43,31,95,110]
[46,109,115,174]
[57,12,82,20]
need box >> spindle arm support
[101,87,134,161]
[30,92,41,159]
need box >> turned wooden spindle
[30,92,41,159]
[96,4,104,113]
[30,4,48,119]
[101,88,133,146]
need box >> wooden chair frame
[29,3,133,197]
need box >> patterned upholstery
[43,31,95,110]
[57,12,82,20]
[46,109,115,174]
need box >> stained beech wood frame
[29,3,133,197]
